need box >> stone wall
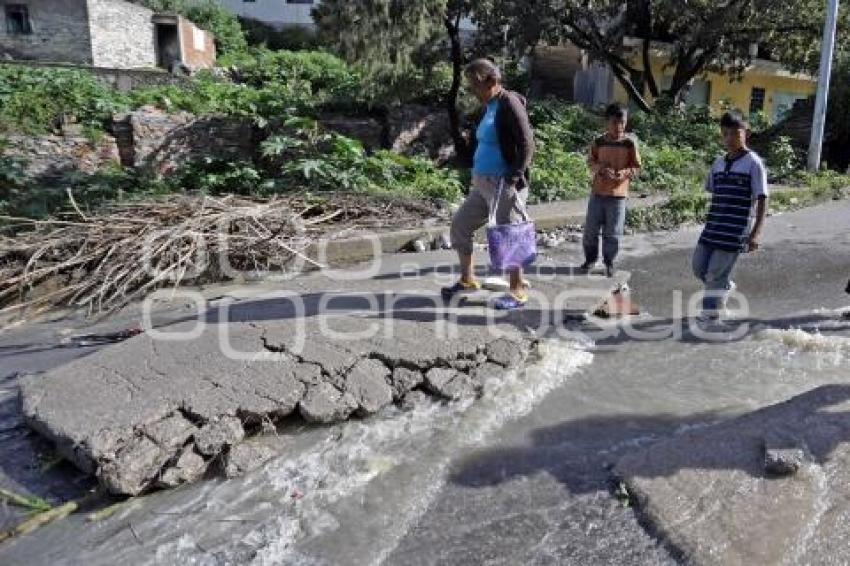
[318,114,385,152]
[111,107,258,174]
[87,0,156,69]
[387,105,452,158]
[2,134,120,182]
[0,0,93,64]
[90,65,190,92]
[1,60,190,92]
[2,108,256,184]
[318,106,453,159]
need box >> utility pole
[808,0,841,171]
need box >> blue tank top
[473,98,508,177]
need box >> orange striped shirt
[588,134,641,197]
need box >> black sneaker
[605,264,615,278]
[579,261,594,273]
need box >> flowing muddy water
[3,309,847,566]
[0,340,595,566]
[382,311,850,565]
[1,201,849,565]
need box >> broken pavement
[17,250,627,495]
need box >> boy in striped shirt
[693,111,768,322]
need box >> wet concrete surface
[385,201,850,565]
[0,201,848,565]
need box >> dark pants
[582,194,626,266]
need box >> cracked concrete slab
[18,254,627,495]
[299,382,359,424]
[223,443,275,479]
[158,446,207,488]
[390,367,424,400]
[615,385,850,566]
[424,368,479,400]
[345,358,393,416]
[195,416,245,457]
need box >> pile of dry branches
[0,193,440,318]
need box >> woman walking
[441,59,535,310]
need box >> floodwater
[1,201,849,565]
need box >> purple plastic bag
[486,180,537,271]
[487,221,537,270]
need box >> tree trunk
[610,63,653,113]
[666,50,714,104]
[445,14,465,158]
[642,38,660,98]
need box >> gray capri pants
[450,174,530,256]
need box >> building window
[5,4,32,35]
[750,87,766,115]
[286,0,314,4]
[242,0,256,3]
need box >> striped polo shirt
[699,150,768,252]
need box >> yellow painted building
[611,45,817,122]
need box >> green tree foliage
[258,117,463,200]
[313,0,448,69]
[185,2,248,55]
[239,19,322,51]
[478,0,849,112]
[314,0,480,153]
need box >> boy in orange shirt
[581,103,641,277]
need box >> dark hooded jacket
[461,89,535,191]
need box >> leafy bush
[629,104,720,159]
[261,118,463,201]
[134,117,462,202]
[747,111,771,134]
[129,72,309,121]
[632,143,706,193]
[223,49,451,110]
[230,49,355,91]
[169,157,267,195]
[528,99,602,153]
[789,169,850,199]
[360,62,454,107]
[130,49,369,120]
[765,136,799,181]
[185,2,248,55]
[0,152,29,217]
[0,65,128,134]
[529,126,591,202]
